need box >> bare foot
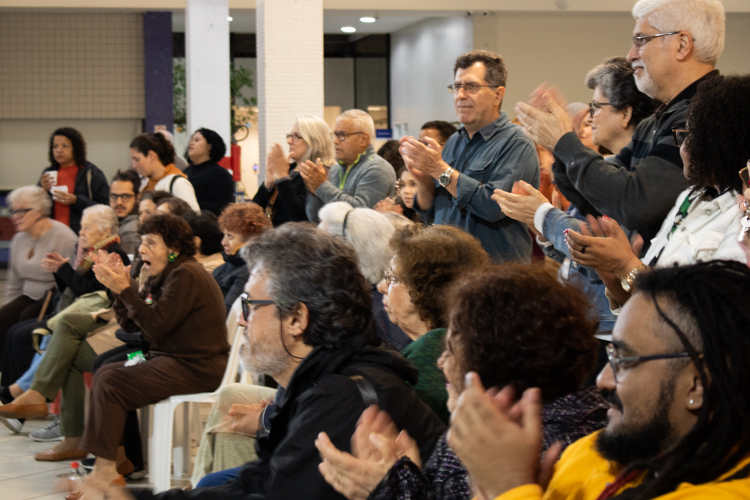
[49,436,82,454]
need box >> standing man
[109,170,141,255]
[400,50,540,263]
[301,109,396,222]
[516,0,724,252]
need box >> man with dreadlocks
[448,260,750,500]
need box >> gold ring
[508,208,513,216]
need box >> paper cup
[46,171,58,188]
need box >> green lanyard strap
[338,153,363,190]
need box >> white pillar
[185,0,231,152]
[256,0,324,182]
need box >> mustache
[602,390,624,412]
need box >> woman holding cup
[39,127,109,234]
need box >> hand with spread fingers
[299,158,329,194]
[399,136,447,181]
[564,215,643,277]
[265,143,290,188]
[92,257,132,295]
[315,405,420,500]
[447,373,557,500]
[516,93,575,151]
[491,180,550,226]
[41,252,70,273]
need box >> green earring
[168,252,177,263]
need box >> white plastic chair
[148,297,246,493]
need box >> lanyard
[338,153,363,190]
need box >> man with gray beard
[516,0,724,253]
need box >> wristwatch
[438,167,455,188]
[619,264,649,293]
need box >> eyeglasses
[672,127,689,147]
[286,132,303,142]
[632,31,682,49]
[604,343,690,383]
[239,292,276,321]
[383,267,401,287]
[10,208,33,217]
[447,83,498,94]
[588,101,614,118]
[109,193,135,202]
[331,131,364,142]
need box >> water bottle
[67,461,85,483]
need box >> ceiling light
[359,17,376,23]
[341,26,356,33]
[227,16,233,21]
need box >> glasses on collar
[239,292,276,321]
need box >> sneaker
[0,400,23,433]
[81,457,95,472]
[30,416,63,442]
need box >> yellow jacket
[495,431,750,500]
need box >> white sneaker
[30,417,62,442]
[0,415,23,433]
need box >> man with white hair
[517,0,724,256]
[301,109,396,221]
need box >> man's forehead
[633,17,657,36]
[335,119,355,132]
[455,62,487,82]
[110,181,135,194]
[612,293,667,352]
[246,266,268,294]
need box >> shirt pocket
[688,230,723,262]
[464,160,491,185]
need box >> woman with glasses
[58,213,228,496]
[316,264,608,500]
[0,186,77,367]
[565,74,750,308]
[185,128,235,216]
[253,114,335,225]
[375,224,490,424]
[491,58,658,381]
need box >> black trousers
[0,295,43,362]
[93,342,150,469]
[0,318,45,387]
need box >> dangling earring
[168,252,177,262]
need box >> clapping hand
[93,251,131,295]
[516,87,574,151]
[492,181,550,226]
[399,136,444,182]
[40,252,70,273]
[564,215,643,277]
[374,197,404,215]
[265,144,290,188]
[299,158,329,194]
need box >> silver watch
[438,167,455,188]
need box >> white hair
[336,109,376,145]
[632,0,725,65]
[7,185,52,217]
[82,204,119,236]
[296,115,336,167]
[155,129,174,144]
[318,201,395,284]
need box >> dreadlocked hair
[620,260,750,499]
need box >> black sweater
[184,161,235,216]
[252,167,309,226]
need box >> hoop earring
[168,252,177,263]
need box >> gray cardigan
[6,219,78,302]
[306,145,396,222]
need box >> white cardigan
[154,174,200,212]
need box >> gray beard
[635,72,659,100]
[240,342,288,379]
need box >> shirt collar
[458,112,509,142]
[655,70,720,118]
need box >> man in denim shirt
[400,50,539,263]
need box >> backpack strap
[350,375,378,407]
[169,175,179,194]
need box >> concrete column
[143,12,174,134]
[185,0,231,152]
[256,0,324,182]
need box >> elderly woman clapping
[64,213,229,496]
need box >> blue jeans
[196,466,242,488]
[16,335,51,391]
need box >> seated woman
[563,73,750,308]
[137,190,172,226]
[253,114,335,225]
[376,224,490,424]
[213,202,271,314]
[316,264,608,500]
[66,213,229,494]
[318,201,412,352]
[0,205,130,442]
[187,210,225,273]
[131,133,200,212]
[184,128,234,216]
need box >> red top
[53,165,79,228]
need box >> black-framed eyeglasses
[588,101,614,118]
[447,83,498,94]
[240,292,276,321]
[605,343,690,383]
[632,31,682,48]
[383,267,401,287]
[331,131,364,142]
[286,132,303,142]
[109,193,135,202]
[672,127,689,147]
[10,208,33,217]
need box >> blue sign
[376,129,393,139]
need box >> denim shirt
[414,112,540,263]
[540,206,616,334]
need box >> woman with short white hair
[318,201,412,351]
[253,114,335,225]
[0,186,77,362]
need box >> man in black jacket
[122,224,445,500]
